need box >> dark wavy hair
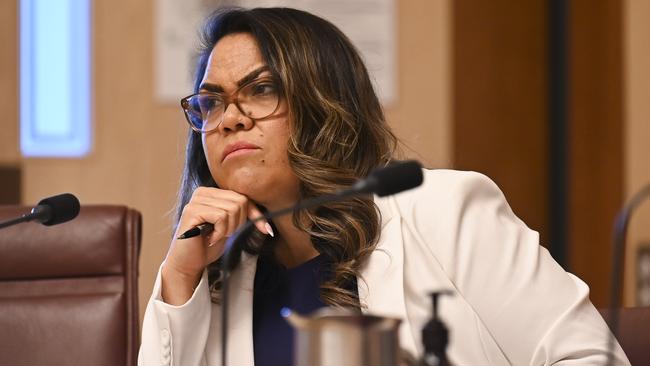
[176,7,398,308]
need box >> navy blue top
[252,254,357,366]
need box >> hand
[161,187,271,305]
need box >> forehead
[201,33,265,88]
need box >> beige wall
[385,0,452,168]
[624,0,650,305]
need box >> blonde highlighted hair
[176,7,398,308]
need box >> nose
[218,102,254,133]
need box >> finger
[193,187,246,204]
[177,204,228,240]
[192,199,245,237]
[234,194,249,230]
[247,203,272,236]
[195,190,267,236]
[205,233,225,249]
[210,207,230,239]
[192,190,249,231]
[189,187,269,236]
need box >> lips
[221,141,261,162]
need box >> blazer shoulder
[376,168,506,216]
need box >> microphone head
[35,193,80,226]
[366,160,424,197]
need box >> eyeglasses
[180,77,281,133]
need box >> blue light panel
[20,0,92,157]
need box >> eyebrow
[199,66,270,93]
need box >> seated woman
[138,7,630,366]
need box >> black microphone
[219,160,424,366]
[605,183,650,365]
[351,159,425,197]
[255,160,424,223]
[178,160,424,240]
[0,193,81,230]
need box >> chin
[213,163,300,208]
[214,166,263,196]
[219,170,254,191]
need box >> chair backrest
[599,306,650,365]
[0,205,141,366]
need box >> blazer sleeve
[399,169,630,365]
[138,265,211,366]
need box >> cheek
[269,134,292,168]
[201,134,210,159]
[261,122,291,160]
[201,134,222,179]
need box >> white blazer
[139,169,630,365]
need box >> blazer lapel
[359,200,418,357]
[225,252,257,366]
[220,197,419,364]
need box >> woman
[139,7,629,366]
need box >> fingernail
[208,241,216,247]
[264,223,275,237]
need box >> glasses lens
[182,96,204,130]
[238,80,279,119]
[183,94,224,132]
[181,80,279,132]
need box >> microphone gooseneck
[606,183,650,366]
[219,160,424,366]
[179,160,425,240]
[0,193,80,230]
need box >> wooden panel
[0,0,19,164]
[625,0,650,306]
[452,1,549,243]
[0,165,21,205]
[568,0,624,307]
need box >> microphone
[219,160,424,366]
[178,160,424,240]
[351,159,425,197]
[605,183,650,365]
[254,159,424,224]
[0,193,81,230]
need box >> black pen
[177,223,214,239]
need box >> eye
[250,81,277,96]
[198,94,223,113]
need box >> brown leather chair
[599,306,650,365]
[0,205,141,366]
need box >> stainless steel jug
[282,307,403,366]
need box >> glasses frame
[180,76,282,133]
